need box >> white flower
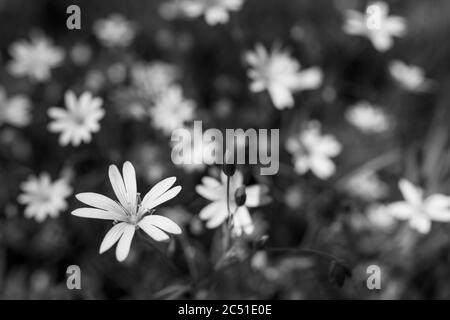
[93,14,136,48]
[18,173,72,222]
[286,121,342,179]
[345,101,391,134]
[48,91,105,147]
[72,161,182,262]
[345,170,388,201]
[196,171,270,236]
[149,86,195,135]
[8,32,65,82]
[0,87,32,128]
[131,61,178,99]
[389,60,431,92]
[367,204,396,230]
[343,2,407,52]
[246,44,322,110]
[180,0,244,25]
[386,179,450,234]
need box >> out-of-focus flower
[131,61,178,100]
[389,60,431,92]
[343,2,406,52]
[8,32,65,82]
[72,161,182,262]
[93,14,136,48]
[196,171,270,236]
[84,70,106,93]
[106,63,127,84]
[366,204,396,230]
[48,91,105,147]
[345,101,391,134]
[0,87,32,128]
[286,121,342,179]
[386,179,450,234]
[69,42,92,66]
[345,170,388,201]
[246,44,322,110]
[18,173,72,222]
[149,86,196,135]
[163,0,244,25]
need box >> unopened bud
[234,186,247,207]
[222,150,236,177]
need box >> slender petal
[139,215,182,234]
[139,222,170,242]
[122,161,137,211]
[142,186,182,211]
[99,222,127,254]
[108,164,129,208]
[71,208,126,221]
[75,193,126,216]
[115,224,135,262]
[141,177,177,207]
[398,179,423,206]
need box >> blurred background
[1,0,450,299]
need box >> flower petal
[142,186,182,211]
[398,179,423,206]
[386,201,414,220]
[75,193,126,216]
[108,164,129,208]
[139,223,170,242]
[141,177,177,207]
[115,224,135,262]
[139,215,182,234]
[71,208,126,221]
[122,161,137,210]
[99,222,127,254]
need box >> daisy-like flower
[149,86,195,135]
[93,14,136,48]
[389,60,431,92]
[286,121,342,179]
[386,179,450,234]
[181,0,244,25]
[18,173,72,222]
[345,101,391,134]
[246,44,322,110]
[343,1,407,52]
[72,161,182,262]
[196,171,270,236]
[48,91,105,147]
[0,87,32,128]
[131,61,178,99]
[8,32,65,82]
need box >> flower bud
[222,150,236,177]
[234,186,247,207]
[328,260,352,288]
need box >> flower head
[93,14,136,48]
[345,101,391,134]
[0,87,32,128]
[72,161,182,262]
[343,2,406,52]
[286,121,342,179]
[8,32,65,82]
[48,91,105,147]
[386,179,450,234]
[389,60,431,92]
[196,170,270,236]
[149,86,196,135]
[18,173,72,222]
[246,44,322,110]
